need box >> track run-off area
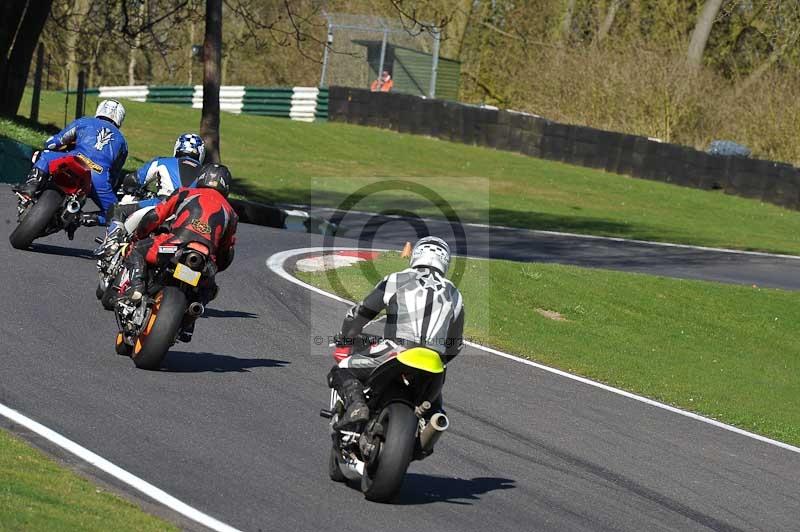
[1,191,799,531]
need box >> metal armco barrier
[327,86,800,211]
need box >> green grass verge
[9,89,800,255]
[0,116,55,147]
[0,428,176,531]
[298,253,800,447]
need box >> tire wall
[327,87,800,211]
[0,138,34,183]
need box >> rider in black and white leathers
[328,237,465,427]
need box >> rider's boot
[125,250,147,302]
[13,168,47,199]
[178,320,195,343]
[93,220,126,256]
[329,368,369,428]
[80,213,99,227]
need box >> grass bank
[0,428,175,530]
[297,252,800,446]
[0,116,55,147]
[6,89,800,255]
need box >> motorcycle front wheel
[361,402,417,502]
[115,332,133,357]
[131,286,186,370]
[329,445,348,483]
[100,270,124,311]
[95,275,107,300]
[9,189,62,249]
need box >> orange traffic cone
[401,241,412,258]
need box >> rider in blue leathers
[15,100,128,227]
[133,132,205,200]
[97,133,205,253]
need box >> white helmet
[173,133,205,163]
[95,99,126,127]
[410,236,451,274]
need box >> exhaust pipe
[185,251,205,270]
[65,200,81,214]
[419,412,449,452]
[186,302,204,317]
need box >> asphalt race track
[305,206,800,290]
[1,190,799,531]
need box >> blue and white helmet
[173,133,205,163]
[95,99,126,127]
[410,236,451,274]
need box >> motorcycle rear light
[333,346,352,363]
[187,241,210,254]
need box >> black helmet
[121,171,140,194]
[196,163,231,197]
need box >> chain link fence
[320,13,443,99]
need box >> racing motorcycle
[321,337,451,502]
[114,241,213,369]
[9,153,96,249]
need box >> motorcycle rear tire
[329,445,347,483]
[361,402,417,502]
[131,286,186,370]
[9,189,62,250]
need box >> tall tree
[687,0,725,68]
[200,0,222,163]
[559,0,577,43]
[64,0,91,90]
[0,0,54,116]
[127,0,147,85]
[596,0,624,45]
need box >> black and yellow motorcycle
[321,343,450,502]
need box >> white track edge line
[0,403,242,532]
[267,247,800,455]
[296,205,800,261]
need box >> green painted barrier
[64,86,329,120]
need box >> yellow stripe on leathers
[396,347,444,374]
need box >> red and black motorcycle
[114,241,215,370]
[10,154,94,249]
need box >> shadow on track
[28,243,95,260]
[337,473,515,505]
[162,351,289,373]
[394,474,515,505]
[202,308,259,319]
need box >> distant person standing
[370,70,394,92]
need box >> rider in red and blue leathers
[15,100,128,227]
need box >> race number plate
[173,263,201,286]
